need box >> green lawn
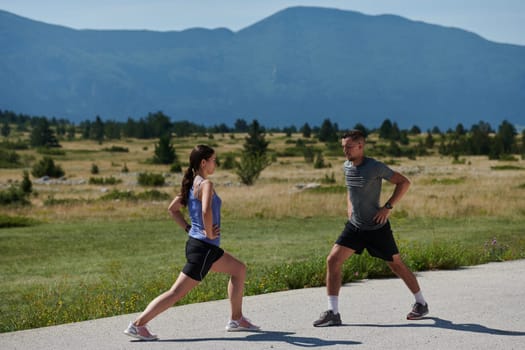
[1,216,524,332]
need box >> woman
[124,144,259,341]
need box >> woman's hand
[210,224,221,239]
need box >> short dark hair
[341,129,365,142]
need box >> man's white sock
[328,295,339,314]
[414,291,426,305]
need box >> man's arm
[347,191,353,219]
[373,171,411,224]
[385,171,411,207]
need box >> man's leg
[387,254,421,293]
[313,244,354,327]
[387,254,429,319]
[326,244,355,297]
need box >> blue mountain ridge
[1,6,524,129]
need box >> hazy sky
[1,0,524,46]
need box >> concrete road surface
[2,260,524,350]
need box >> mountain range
[1,6,524,129]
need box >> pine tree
[1,121,11,137]
[153,134,177,164]
[30,118,61,148]
[20,170,32,194]
[235,120,271,185]
[318,118,338,142]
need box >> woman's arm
[168,195,190,232]
[200,180,219,239]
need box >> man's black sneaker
[313,310,342,327]
[407,302,429,320]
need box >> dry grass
[1,134,524,222]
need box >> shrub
[36,147,65,156]
[0,149,22,168]
[91,164,99,174]
[0,186,30,206]
[89,176,122,185]
[0,171,32,206]
[321,172,336,184]
[31,157,65,178]
[99,190,136,201]
[0,139,29,150]
[21,170,32,194]
[136,190,170,201]
[102,146,129,153]
[0,214,38,228]
[43,196,84,206]
[220,153,236,170]
[169,161,182,173]
[313,151,327,169]
[98,189,170,201]
[137,172,165,186]
[235,154,271,186]
[303,146,315,163]
[490,165,523,171]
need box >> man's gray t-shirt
[344,157,394,230]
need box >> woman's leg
[211,251,246,320]
[134,272,199,326]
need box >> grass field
[1,132,524,332]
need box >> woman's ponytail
[178,144,215,206]
[179,166,194,206]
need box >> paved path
[2,260,525,350]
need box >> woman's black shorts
[182,237,224,281]
[335,221,399,262]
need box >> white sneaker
[123,322,159,341]
[225,316,260,332]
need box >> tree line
[1,109,524,161]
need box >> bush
[169,161,182,173]
[0,139,29,150]
[99,189,170,201]
[313,152,327,169]
[31,157,65,178]
[43,197,84,206]
[0,149,22,168]
[136,190,170,201]
[91,164,99,174]
[303,147,315,163]
[89,176,122,185]
[36,147,65,156]
[102,146,129,153]
[21,170,32,194]
[0,171,32,206]
[99,190,136,201]
[220,153,237,170]
[0,214,38,228]
[137,172,165,186]
[0,186,30,206]
[235,154,271,186]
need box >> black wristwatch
[384,202,393,210]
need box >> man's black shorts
[335,221,399,262]
[183,237,224,281]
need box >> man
[313,130,429,327]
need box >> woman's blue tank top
[187,184,222,246]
